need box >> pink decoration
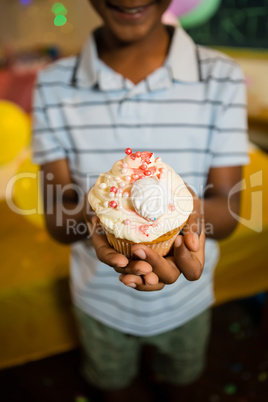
[125,148,132,155]
[169,204,175,212]
[140,151,153,165]
[136,151,141,157]
[144,170,151,176]
[139,224,151,237]
[148,166,157,175]
[159,167,166,173]
[141,163,147,170]
[109,200,117,208]
[132,174,139,180]
[110,186,118,193]
[161,10,178,26]
[168,0,202,17]
[124,219,131,225]
[122,163,128,168]
[155,157,162,163]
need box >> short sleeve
[210,63,249,167]
[32,78,67,165]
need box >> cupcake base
[104,222,187,258]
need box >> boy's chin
[108,23,157,44]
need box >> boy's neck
[95,24,172,85]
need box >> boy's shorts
[73,306,211,390]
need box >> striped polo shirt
[32,25,249,336]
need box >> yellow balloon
[12,158,45,228]
[0,101,31,165]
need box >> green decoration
[179,0,222,29]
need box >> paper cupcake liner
[104,222,186,258]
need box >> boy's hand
[88,190,205,292]
[119,192,205,291]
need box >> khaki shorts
[73,306,211,390]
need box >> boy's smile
[106,0,158,20]
[90,0,171,44]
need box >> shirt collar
[71,25,201,90]
[165,25,201,83]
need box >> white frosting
[88,152,193,243]
[131,177,170,221]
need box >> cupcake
[88,149,193,258]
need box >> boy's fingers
[90,217,129,268]
[173,235,204,281]
[119,273,165,292]
[123,260,153,276]
[183,213,203,253]
[131,244,180,285]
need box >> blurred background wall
[0,0,101,55]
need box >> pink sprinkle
[124,219,131,225]
[155,157,161,163]
[139,224,150,237]
[140,163,147,170]
[159,167,166,173]
[122,163,128,168]
[136,151,141,157]
[132,174,139,180]
[125,148,132,155]
[169,204,175,212]
[130,154,136,160]
[110,186,118,193]
[117,188,123,193]
[109,200,117,208]
[144,170,151,176]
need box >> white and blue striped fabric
[32,26,249,336]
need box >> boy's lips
[106,0,157,16]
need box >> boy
[32,1,249,400]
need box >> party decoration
[162,10,179,26]
[51,2,68,16]
[0,101,31,165]
[12,158,44,228]
[168,0,203,17]
[224,384,237,395]
[51,2,68,27]
[179,0,222,29]
[54,15,67,26]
